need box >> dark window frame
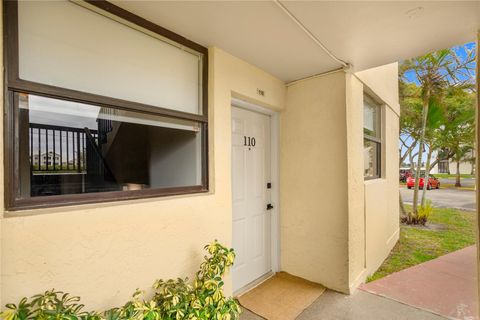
[4,0,209,210]
[363,95,382,180]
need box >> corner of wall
[345,73,367,291]
[354,62,400,114]
[281,70,351,293]
[347,63,400,289]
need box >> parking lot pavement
[400,186,476,211]
[438,177,475,188]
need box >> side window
[363,95,382,179]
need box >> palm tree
[441,87,476,187]
[400,47,475,223]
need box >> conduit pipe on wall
[272,0,351,69]
[286,68,344,87]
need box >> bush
[417,200,433,223]
[401,200,433,225]
[0,241,241,320]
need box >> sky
[400,41,477,166]
[403,42,476,85]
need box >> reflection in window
[18,93,203,197]
[363,95,382,179]
[363,100,379,137]
[364,139,379,178]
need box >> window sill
[6,186,209,213]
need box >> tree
[399,46,475,224]
[399,82,422,166]
[399,72,445,211]
[440,87,476,186]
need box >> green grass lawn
[434,173,475,179]
[367,206,477,282]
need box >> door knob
[266,203,274,210]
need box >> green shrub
[401,201,433,225]
[0,241,240,320]
[417,200,433,224]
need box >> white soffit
[113,1,480,82]
[112,1,342,82]
[283,1,480,73]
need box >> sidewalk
[360,245,478,320]
[241,290,448,320]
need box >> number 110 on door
[244,136,256,147]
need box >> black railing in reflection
[29,123,98,173]
[84,127,117,185]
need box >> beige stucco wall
[355,63,400,113]
[281,63,400,293]
[345,73,366,290]
[355,63,401,280]
[0,3,400,305]
[0,45,286,310]
[280,71,350,293]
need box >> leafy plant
[0,241,240,320]
[401,200,432,225]
[417,200,433,224]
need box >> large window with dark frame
[4,0,209,210]
[363,95,382,179]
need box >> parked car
[406,174,440,190]
[399,168,413,182]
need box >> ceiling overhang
[113,1,480,82]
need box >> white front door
[231,106,272,292]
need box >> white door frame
[231,97,280,275]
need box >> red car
[406,175,440,190]
[399,168,413,182]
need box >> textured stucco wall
[0,45,285,310]
[363,101,400,276]
[0,3,401,305]
[354,63,401,280]
[281,65,399,293]
[280,71,350,293]
[345,73,366,291]
[355,63,400,113]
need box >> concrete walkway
[360,246,478,320]
[241,290,448,320]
